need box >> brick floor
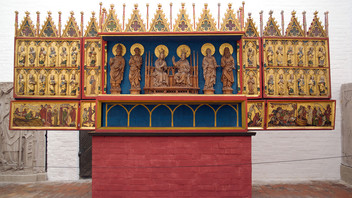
[0,180,351,198]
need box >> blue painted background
[104,35,241,94]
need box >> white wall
[0,0,350,181]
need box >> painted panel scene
[11,101,79,129]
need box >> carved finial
[204,3,208,10]
[134,4,138,9]
[170,3,173,6]
[218,3,221,6]
[292,10,296,16]
[269,10,273,16]
[228,3,232,9]
[248,12,252,18]
[181,3,185,8]
[25,11,30,16]
[92,11,95,17]
[314,11,318,17]
[324,11,329,15]
[36,11,40,15]
[99,2,102,6]
[123,3,126,7]
[102,8,106,14]
[80,11,84,15]
[259,10,263,14]
[70,11,74,16]
[15,11,19,14]
[110,4,114,10]
[48,11,52,16]
[192,3,195,6]
[303,11,306,14]
[242,1,245,6]
[281,10,284,14]
[158,3,162,10]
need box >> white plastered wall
[0,0,350,181]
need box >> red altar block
[91,133,255,198]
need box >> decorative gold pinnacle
[158,4,162,10]
[269,10,273,16]
[25,11,30,16]
[15,11,19,14]
[48,11,52,16]
[70,11,74,16]
[248,12,252,18]
[181,3,185,8]
[36,11,40,14]
[228,3,232,9]
[204,3,208,10]
[291,10,296,16]
[110,4,114,10]
[314,11,318,17]
[134,4,138,9]
[92,11,95,17]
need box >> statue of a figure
[307,47,314,66]
[202,48,218,92]
[287,74,295,95]
[308,75,316,95]
[49,47,57,67]
[49,75,56,95]
[221,47,235,93]
[18,46,26,66]
[298,74,305,95]
[109,44,125,94]
[297,46,304,66]
[129,47,142,92]
[247,72,256,95]
[71,46,78,66]
[276,46,283,66]
[89,47,97,66]
[278,74,285,95]
[287,46,294,66]
[28,74,36,95]
[153,49,169,87]
[318,76,327,96]
[247,47,255,67]
[267,46,274,66]
[268,75,274,95]
[60,47,68,66]
[39,74,46,95]
[70,74,78,96]
[39,47,47,66]
[18,74,25,95]
[317,47,326,67]
[89,75,96,95]
[29,47,36,66]
[172,49,192,87]
[59,75,67,95]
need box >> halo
[112,43,126,56]
[155,45,169,58]
[219,43,234,56]
[201,43,215,56]
[130,43,144,56]
[176,44,191,58]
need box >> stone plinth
[341,83,352,185]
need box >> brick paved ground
[0,180,351,198]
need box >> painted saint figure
[247,72,256,95]
[29,47,36,66]
[18,46,26,66]
[267,46,274,66]
[60,47,68,66]
[172,48,192,87]
[287,46,294,66]
[60,75,67,95]
[18,73,25,95]
[28,74,36,95]
[298,74,305,95]
[276,46,283,66]
[287,74,295,95]
[221,47,235,92]
[39,74,46,95]
[89,75,96,95]
[129,47,142,91]
[318,76,327,96]
[317,47,326,67]
[109,44,125,94]
[39,47,47,66]
[49,75,56,95]
[307,47,314,66]
[70,74,78,96]
[247,46,255,67]
[202,48,218,91]
[297,46,304,66]
[268,75,274,95]
[89,47,97,66]
[49,47,57,67]
[308,75,316,95]
[71,46,78,66]
[278,74,285,95]
[152,48,168,87]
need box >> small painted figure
[298,74,305,95]
[287,46,294,66]
[307,47,314,66]
[69,106,76,127]
[109,44,125,94]
[18,73,25,95]
[39,47,47,66]
[278,74,285,95]
[49,47,57,67]
[129,47,142,89]
[247,72,256,95]
[287,74,295,95]
[89,75,96,95]
[267,46,274,66]
[247,46,255,67]
[71,46,78,66]
[60,75,67,95]
[276,46,283,66]
[70,74,78,96]
[267,75,274,95]
[318,76,327,96]
[39,74,46,95]
[308,75,316,95]
[172,48,192,87]
[297,46,304,66]
[28,74,36,95]
[60,47,68,66]
[307,105,313,126]
[153,48,168,87]
[49,75,56,95]
[317,47,326,67]
[18,46,26,66]
[89,47,97,66]
[29,47,36,66]
[221,47,235,90]
[202,48,218,90]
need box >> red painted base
[92,135,253,198]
